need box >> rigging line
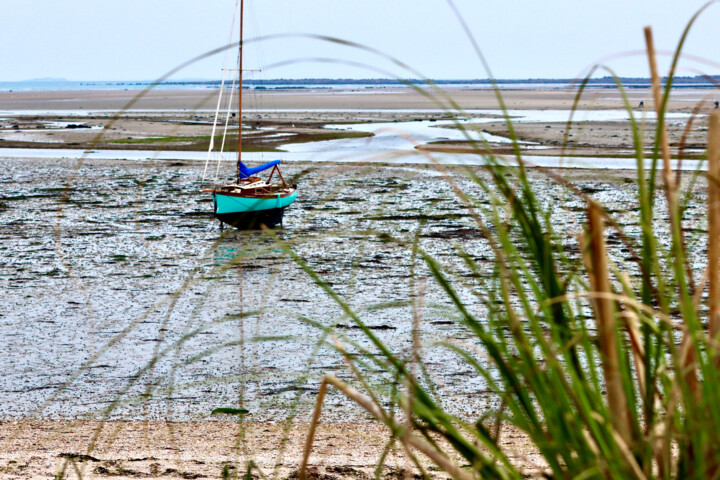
[245,68,262,163]
[246,2,268,163]
[203,71,227,183]
[202,0,240,184]
[215,71,237,183]
[245,3,280,164]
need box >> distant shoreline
[1,75,718,92]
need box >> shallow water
[284,119,524,154]
[1,107,696,119]
[0,147,705,172]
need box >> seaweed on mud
[2,193,59,201]
[576,184,608,194]
[364,213,471,221]
[181,211,213,218]
[288,467,338,480]
[58,453,101,462]
[325,466,371,480]
[262,385,315,396]
[334,323,397,330]
[382,468,423,480]
[162,468,207,479]
[420,228,485,239]
[94,464,142,476]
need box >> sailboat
[203,0,297,229]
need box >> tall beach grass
[292,6,720,480]
[37,2,720,479]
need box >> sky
[3,0,720,82]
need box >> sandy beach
[0,419,545,479]
[0,86,714,478]
[0,420,426,480]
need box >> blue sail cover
[237,160,281,179]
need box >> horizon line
[2,75,718,84]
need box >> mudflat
[0,86,713,478]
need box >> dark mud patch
[182,211,214,218]
[326,466,371,480]
[421,228,484,239]
[365,213,471,221]
[335,324,397,330]
[58,453,101,462]
[383,467,424,480]
[288,467,338,480]
[262,385,315,396]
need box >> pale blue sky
[2,0,720,82]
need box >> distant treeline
[156,75,720,87]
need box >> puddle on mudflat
[0,147,708,172]
[0,106,706,171]
[0,157,709,422]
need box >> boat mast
[237,0,244,181]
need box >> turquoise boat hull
[213,190,297,229]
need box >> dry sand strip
[0,420,543,479]
[0,87,714,112]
